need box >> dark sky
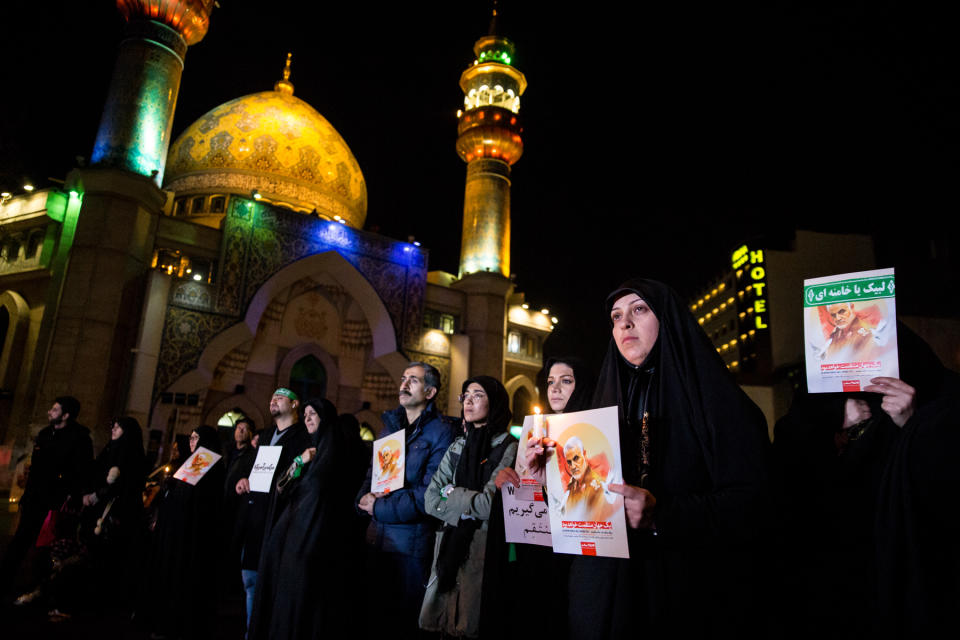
[2,1,958,366]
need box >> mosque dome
[165,56,367,227]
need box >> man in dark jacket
[1,396,93,597]
[357,362,454,637]
[232,389,311,633]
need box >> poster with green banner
[803,268,898,393]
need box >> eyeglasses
[458,392,487,404]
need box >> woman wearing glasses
[420,376,518,638]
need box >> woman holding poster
[420,376,518,638]
[141,425,224,640]
[249,398,357,640]
[566,279,770,639]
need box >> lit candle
[532,405,545,441]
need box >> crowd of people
[1,278,957,639]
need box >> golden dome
[165,67,367,227]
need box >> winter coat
[419,431,517,637]
[357,402,455,559]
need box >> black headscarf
[193,425,221,455]
[302,398,338,446]
[540,355,596,414]
[436,375,512,592]
[99,416,145,471]
[593,278,769,542]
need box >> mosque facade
[0,1,551,472]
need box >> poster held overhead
[803,268,899,393]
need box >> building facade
[0,3,549,480]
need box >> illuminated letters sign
[732,245,769,331]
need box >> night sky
[2,2,957,369]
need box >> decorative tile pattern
[153,199,428,398]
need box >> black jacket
[232,423,312,570]
[23,421,93,511]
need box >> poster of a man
[561,436,615,522]
[173,446,222,485]
[371,434,405,493]
[543,407,629,558]
[820,301,890,362]
[804,268,899,393]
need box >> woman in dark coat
[483,356,596,638]
[564,279,770,639]
[249,399,356,640]
[81,416,147,605]
[141,425,225,640]
[870,325,960,638]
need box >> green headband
[273,388,299,402]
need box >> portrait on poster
[543,406,629,559]
[173,446,222,486]
[803,268,899,393]
[371,431,405,493]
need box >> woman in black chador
[249,398,356,640]
[82,416,147,605]
[483,356,596,639]
[561,279,771,639]
[141,425,224,640]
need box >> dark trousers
[364,549,430,639]
[0,502,49,595]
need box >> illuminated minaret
[91,1,214,185]
[455,13,527,278]
[452,13,527,379]
[34,1,214,435]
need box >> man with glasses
[357,362,454,637]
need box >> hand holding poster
[543,406,629,558]
[803,268,899,393]
[502,412,552,547]
[372,431,405,493]
[248,445,282,493]
[173,446,222,486]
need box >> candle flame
[533,406,541,415]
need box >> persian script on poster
[803,268,898,393]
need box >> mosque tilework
[156,308,235,393]
[153,199,426,397]
[171,281,214,311]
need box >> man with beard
[232,390,311,633]
[561,436,608,521]
[822,302,880,362]
[0,396,93,600]
[357,362,454,638]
